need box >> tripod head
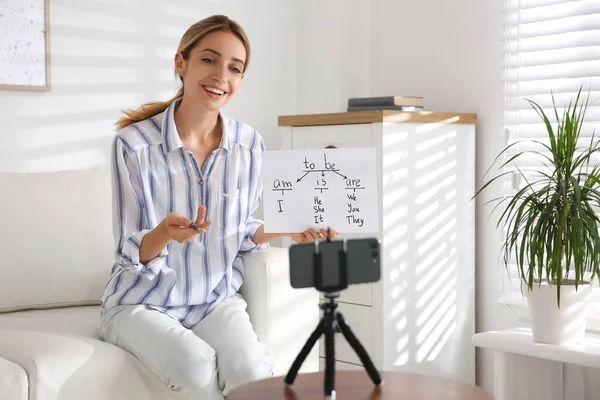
[313,228,348,294]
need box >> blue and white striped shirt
[101,99,268,328]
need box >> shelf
[278,110,478,127]
[473,328,600,369]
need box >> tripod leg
[284,317,325,385]
[335,312,383,386]
[324,306,336,399]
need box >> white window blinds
[501,0,600,301]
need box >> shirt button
[198,179,204,184]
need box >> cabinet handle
[325,145,337,149]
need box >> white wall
[294,0,372,114]
[0,0,302,172]
[0,0,517,394]
[370,0,518,394]
[0,0,373,167]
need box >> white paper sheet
[261,148,378,233]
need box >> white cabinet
[278,110,478,384]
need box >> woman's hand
[290,227,338,244]
[162,205,212,244]
[140,205,212,263]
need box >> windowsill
[474,294,600,368]
[472,328,600,369]
[498,292,600,333]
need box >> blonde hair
[115,15,251,130]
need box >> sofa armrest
[0,356,27,400]
[239,246,320,376]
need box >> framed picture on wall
[0,0,50,91]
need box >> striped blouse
[101,99,268,328]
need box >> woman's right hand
[162,205,212,244]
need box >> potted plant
[476,87,600,345]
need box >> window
[501,0,600,327]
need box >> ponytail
[114,87,184,131]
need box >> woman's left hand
[290,228,338,244]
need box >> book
[348,96,423,108]
[347,105,424,112]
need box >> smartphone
[289,237,381,290]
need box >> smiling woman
[99,14,336,400]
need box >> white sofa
[0,167,319,400]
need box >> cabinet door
[291,124,375,307]
[377,121,476,384]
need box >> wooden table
[228,371,494,400]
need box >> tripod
[284,235,383,399]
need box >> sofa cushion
[0,306,176,400]
[0,168,114,312]
[0,356,27,400]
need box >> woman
[99,14,336,400]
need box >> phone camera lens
[372,250,378,258]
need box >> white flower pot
[522,280,593,345]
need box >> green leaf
[474,85,600,308]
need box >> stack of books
[346,96,424,112]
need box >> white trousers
[99,293,274,400]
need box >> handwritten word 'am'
[273,179,293,188]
